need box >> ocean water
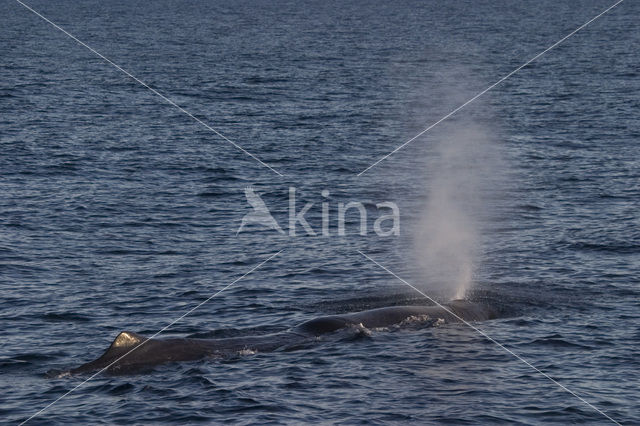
[2,0,639,424]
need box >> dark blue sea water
[2,0,639,424]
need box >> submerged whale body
[69,300,496,375]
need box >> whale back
[446,300,498,321]
[295,301,495,335]
[304,302,496,332]
[69,301,498,375]
[295,316,351,335]
[340,305,456,328]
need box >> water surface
[1,0,639,424]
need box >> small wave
[598,192,633,200]
[196,190,227,198]
[566,241,640,254]
[527,334,591,350]
[516,203,543,211]
[2,353,63,371]
[45,369,71,379]
[0,357,30,368]
[94,248,182,256]
[244,76,290,84]
[4,353,58,363]
[85,382,136,395]
[501,317,536,327]
[42,312,92,322]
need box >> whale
[68,300,496,375]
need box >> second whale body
[69,300,497,375]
